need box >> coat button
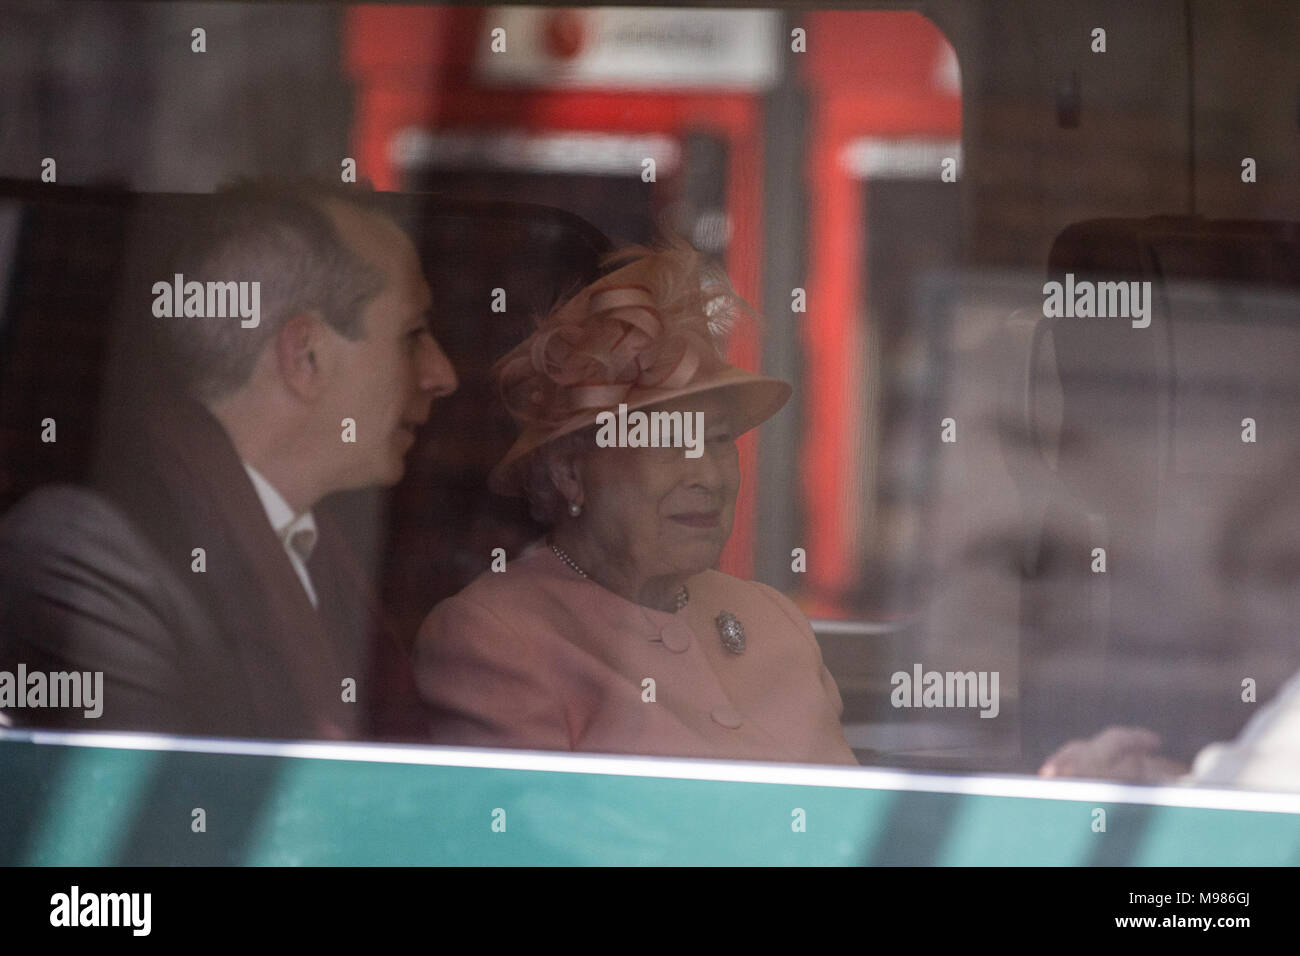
[659,623,692,653]
[711,707,743,729]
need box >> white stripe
[841,138,963,180]
[391,128,682,177]
[5,727,1299,815]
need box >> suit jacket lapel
[101,397,360,738]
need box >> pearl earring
[568,502,582,517]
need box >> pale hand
[1039,726,1189,783]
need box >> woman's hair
[520,427,594,526]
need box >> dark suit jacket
[0,397,424,740]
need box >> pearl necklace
[550,541,689,612]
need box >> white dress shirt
[1189,668,1300,792]
[243,463,319,609]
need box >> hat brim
[488,367,792,496]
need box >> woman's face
[577,391,741,582]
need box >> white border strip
[5,728,1300,816]
[391,127,682,178]
[841,137,963,181]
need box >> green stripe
[3,740,1298,865]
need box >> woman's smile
[667,510,722,529]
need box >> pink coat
[414,543,858,764]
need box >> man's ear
[274,311,329,400]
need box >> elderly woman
[414,244,857,764]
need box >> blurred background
[2,0,1299,776]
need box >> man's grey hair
[158,180,390,402]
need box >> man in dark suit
[0,183,457,739]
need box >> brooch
[715,611,745,655]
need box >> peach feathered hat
[488,243,792,495]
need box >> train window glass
[3,1,1299,804]
[0,6,972,773]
